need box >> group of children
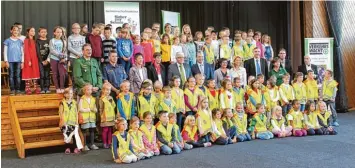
[58,66,338,164]
[4,22,276,96]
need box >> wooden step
[16,105,59,111]
[24,139,65,149]
[22,127,60,136]
[18,115,59,123]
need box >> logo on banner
[309,43,329,55]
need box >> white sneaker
[90,144,99,150]
[84,145,90,151]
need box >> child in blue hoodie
[117,28,133,74]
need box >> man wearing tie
[167,52,192,87]
[191,51,214,80]
[278,48,293,78]
[244,47,269,80]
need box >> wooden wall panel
[1,96,16,149]
[303,1,355,108]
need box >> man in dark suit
[191,51,214,80]
[244,47,269,79]
[297,55,318,80]
[147,52,166,85]
[278,48,293,78]
[167,52,192,86]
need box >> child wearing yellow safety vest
[232,39,244,60]
[155,111,181,155]
[248,104,274,140]
[78,84,99,151]
[246,79,265,116]
[195,74,208,97]
[153,80,164,102]
[184,77,202,116]
[304,101,323,135]
[112,117,138,164]
[304,70,318,102]
[156,86,178,116]
[222,108,238,143]
[286,100,307,137]
[279,73,295,116]
[219,35,232,61]
[59,87,83,154]
[219,79,235,110]
[169,113,193,150]
[181,115,212,148]
[206,79,219,110]
[137,81,158,121]
[269,106,292,138]
[265,79,280,126]
[99,83,116,149]
[234,103,252,142]
[211,108,232,145]
[203,37,215,66]
[317,101,337,135]
[243,37,256,61]
[128,116,153,160]
[117,80,136,125]
[293,72,307,112]
[232,77,246,108]
[196,97,214,144]
[321,69,339,127]
[170,76,185,130]
[139,112,160,156]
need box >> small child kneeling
[112,117,138,164]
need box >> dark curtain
[325,1,349,111]
[139,1,288,54]
[1,1,104,43]
[2,1,288,59]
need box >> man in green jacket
[73,43,102,96]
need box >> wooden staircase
[8,94,65,158]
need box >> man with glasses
[167,52,191,87]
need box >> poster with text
[162,10,180,34]
[104,2,140,36]
[305,38,334,84]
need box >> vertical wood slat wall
[303,1,355,108]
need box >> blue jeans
[9,62,21,91]
[237,133,252,142]
[257,131,274,140]
[120,58,131,74]
[325,100,337,122]
[228,126,237,139]
[160,143,181,155]
[282,104,292,116]
[300,104,305,112]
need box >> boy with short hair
[102,27,117,65]
[155,111,181,155]
[117,80,136,125]
[279,73,295,116]
[304,70,319,102]
[321,69,339,127]
[156,86,177,115]
[86,23,103,64]
[137,81,158,120]
[232,77,246,107]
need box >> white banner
[104,2,140,35]
[305,38,334,84]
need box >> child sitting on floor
[128,116,153,160]
[234,102,252,142]
[169,113,193,150]
[269,106,292,138]
[155,111,181,155]
[139,112,160,156]
[182,115,212,148]
[112,117,138,164]
[248,103,274,140]
[287,100,307,137]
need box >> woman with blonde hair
[230,56,247,87]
